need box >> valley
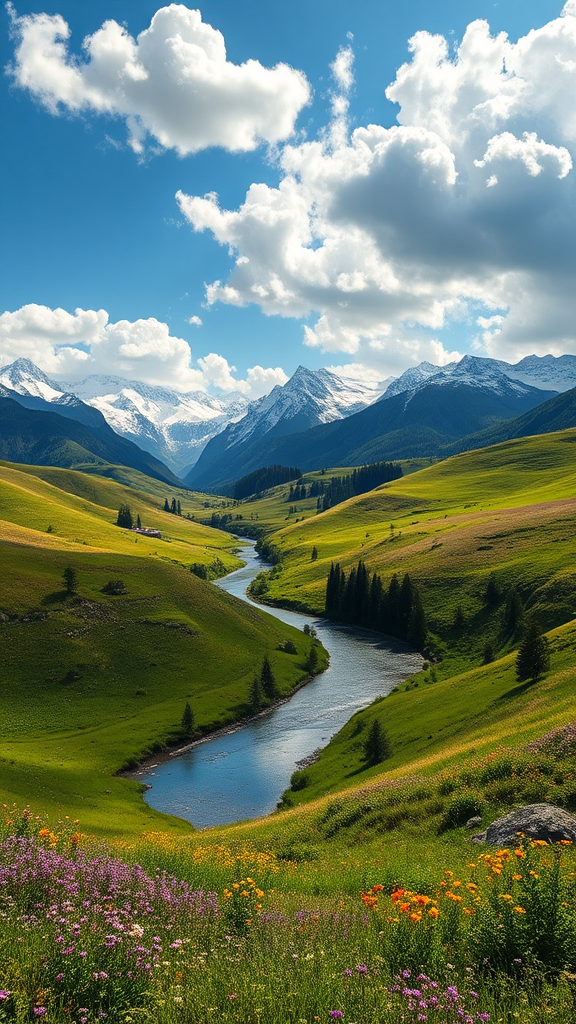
[1,368,575,1024]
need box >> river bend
[141,542,421,828]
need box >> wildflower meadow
[1,807,576,1023]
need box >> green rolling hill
[0,462,321,834]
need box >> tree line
[233,465,302,500]
[288,462,403,511]
[325,559,427,649]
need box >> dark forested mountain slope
[441,386,576,456]
[187,378,557,490]
[0,396,182,486]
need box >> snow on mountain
[0,357,65,401]
[1,353,572,477]
[379,361,439,400]
[504,354,576,393]
[381,353,575,404]
[56,374,250,473]
[223,366,387,450]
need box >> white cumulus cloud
[7,3,310,155]
[0,303,286,398]
[177,6,576,373]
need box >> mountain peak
[0,358,64,401]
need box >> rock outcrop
[473,803,576,845]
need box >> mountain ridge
[0,394,183,485]
[186,372,560,491]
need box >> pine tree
[311,545,318,561]
[483,642,495,664]
[136,514,142,529]
[485,573,500,606]
[171,498,177,515]
[63,566,78,596]
[387,574,400,635]
[177,499,182,516]
[516,617,550,683]
[408,591,427,650]
[249,676,263,711]
[164,498,170,512]
[369,573,383,630]
[260,656,278,699]
[181,702,194,737]
[504,587,524,632]
[307,644,319,674]
[398,574,413,638]
[353,560,369,625]
[325,562,337,616]
[364,719,391,765]
[454,605,465,629]
[116,504,133,529]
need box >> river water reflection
[142,542,421,828]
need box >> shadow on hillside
[41,590,69,605]
[497,678,538,701]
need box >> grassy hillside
[193,458,435,537]
[0,460,240,568]
[0,463,323,834]
[2,442,576,1023]
[255,431,575,664]
[280,618,576,808]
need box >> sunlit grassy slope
[256,432,575,655]
[281,618,576,807]
[0,460,241,569]
[195,459,435,536]
[0,462,321,835]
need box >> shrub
[439,793,483,831]
[290,769,310,791]
[102,580,128,595]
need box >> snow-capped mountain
[0,360,250,474]
[185,366,389,490]
[59,374,250,473]
[2,353,572,482]
[227,365,387,450]
[381,353,576,403]
[504,354,576,393]
[0,357,68,402]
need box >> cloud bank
[7,3,310,155]
[178,3,575,374]
[0,304,287,397]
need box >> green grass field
[253,432,575,664]
[0,462,324,835]
[1,436,576,1023]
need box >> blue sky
[0,0,573,395]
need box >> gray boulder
[472,803,576,845]
[465,815,482,829]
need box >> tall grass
[1,807,576,1023]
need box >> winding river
[141,542,422,829]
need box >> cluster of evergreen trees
[287,462,403,512]
[116,504,134,529]
[164,497,182,516]
[233,465,302,501]
[249,656,279,711]
[325,560,427,649]
[116,504,143,530]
